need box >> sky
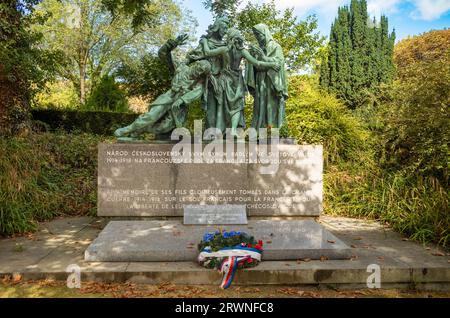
[182,0,450,42]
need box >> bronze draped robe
[245,24,288,130]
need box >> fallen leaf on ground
[351,244,358,248]
[327,240,335,244]
[2,275,11,284]
[277,288,299,296]
[26,233,37,241]
[320,256,329,262]
[12,273,22,283]
[431,252,445,257]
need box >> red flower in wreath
[255,240,264,251]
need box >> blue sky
[182,0,450,42]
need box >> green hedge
[31,109,138,135]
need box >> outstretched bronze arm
[158,34,189,75]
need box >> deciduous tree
[235,1,325,72]
[33,0,194,106]
[0,0,59,135]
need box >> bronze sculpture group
[114,17,288,140]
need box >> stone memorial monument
[85,18,351,263]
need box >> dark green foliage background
[117,52,172,100]
[31,109,137,135]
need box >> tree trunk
[78,3,88,106]
[79,61,86,105]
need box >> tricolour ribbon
[199,247,262,289]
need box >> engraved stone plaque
[97,143,323,217]
[183,205,247,225]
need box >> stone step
[8,261,450,291]
[85,220,353,262]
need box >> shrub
[285,75,368,165]
[394,29,450,80]
[84,75,129,112]
[384,30,450,185]
[0,132,104,236]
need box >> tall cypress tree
[320,0,395,108]
[349,0,368,106]
[334,6,352,102]
[379,15,396,83]
[366,17,379,90]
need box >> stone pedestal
[97,143,323,217]
[86,142,351,264]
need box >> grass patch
[325,159,450,248]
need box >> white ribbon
[198,249,262,263]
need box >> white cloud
[409,0,450,20]
[272,0,347,18]
[367,0,402,17]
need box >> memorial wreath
[197,230,263,289]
